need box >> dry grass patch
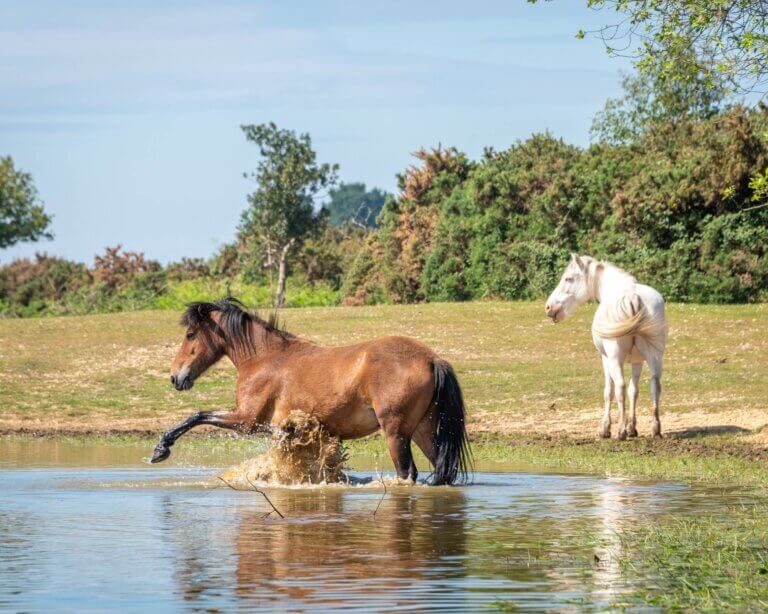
[1,302,766,451]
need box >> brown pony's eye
[186,331,196,341]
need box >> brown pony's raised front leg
[150,410,244,463]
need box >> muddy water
[0,440,752,611]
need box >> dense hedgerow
[0,246,342,317]
[344,106,768,305]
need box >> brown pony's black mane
[181,297,293,351]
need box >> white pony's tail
[593,293,659,339]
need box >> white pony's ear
[570,253,584,270]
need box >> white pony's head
[545,253,593,323]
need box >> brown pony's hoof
[150,444,171,463]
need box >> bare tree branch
[217,475,286,519]
[372,469,388,517]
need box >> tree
[326,182,390,227]
[591,50,727,144]
[342,146,473,304]
[238,123,338,307]
[92,245,162,292]
[0,156,53,250]
[571,1,768,97]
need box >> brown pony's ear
[195,303,211,322]
[206,308,224,328]
[180,301,216,328]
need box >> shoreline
[3,428,766,489]
[3,423,766,458]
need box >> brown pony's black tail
[431,360,473,485]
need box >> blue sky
[1,1,631,263]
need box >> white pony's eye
[564,276,574,283]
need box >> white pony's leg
[600,356,614,439]
[636,338,663,438]
[627,363,642,438]
[605,356,627,440]
[647,356,663,438]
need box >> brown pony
[150,298,472,485]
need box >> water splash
[218,412,349,487]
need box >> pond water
[0,440,752,612]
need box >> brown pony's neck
[221,320,295,368]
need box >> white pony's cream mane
[582,258,635,303]
[583,258,663,344]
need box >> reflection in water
[158,476,679,610]
[0,441,755,611]
[165,487,469,609]
[591,480,630,603]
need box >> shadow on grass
[668,425,752,439]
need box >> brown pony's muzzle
[170,372,194,391]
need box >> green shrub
[156,278,340,312]
[0,254,90,316]
[352,107,768,305]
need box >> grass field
[1,301,766,442]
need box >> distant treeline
[2,103,768,317]
[0,230,360,317]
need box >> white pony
[545,254,667,439]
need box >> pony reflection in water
[151,298,472,485]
